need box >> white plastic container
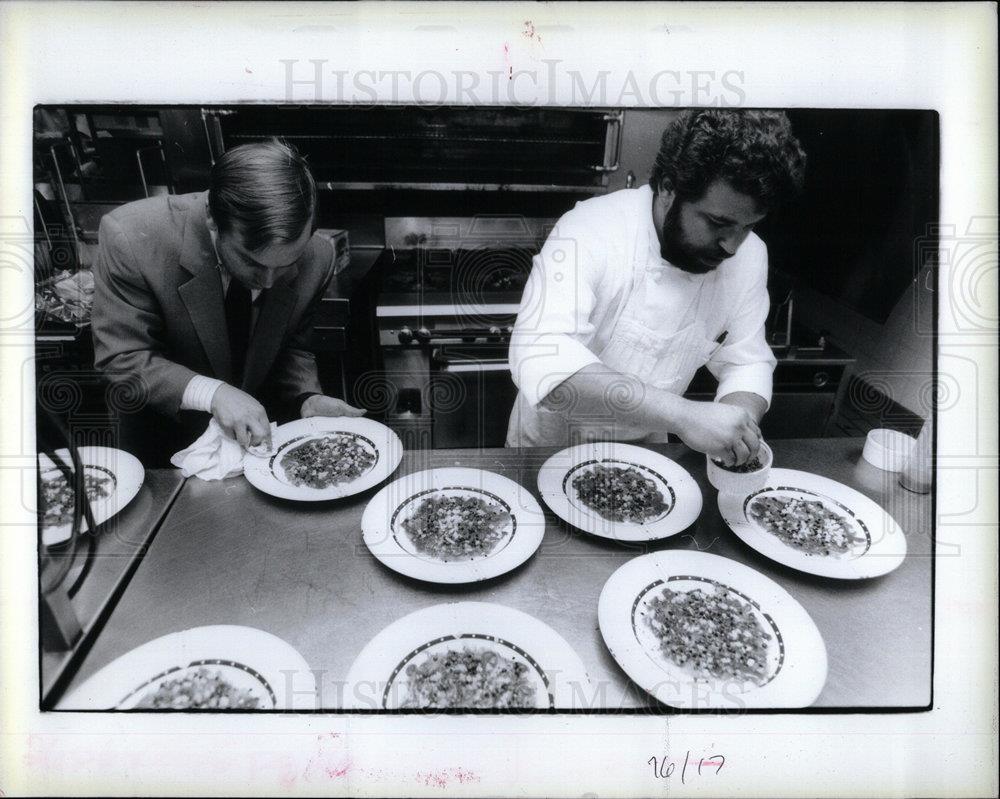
[706,441,773,495]
[862,428,916,472]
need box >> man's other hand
[301,395,367,419]
[210,384,273,450]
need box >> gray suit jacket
[92,191,334,423]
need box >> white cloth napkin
[170,419,277,480]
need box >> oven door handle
[439,362,511,373]
[432,349,511,373]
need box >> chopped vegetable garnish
[402,495,511,560]
[40,470,113,526]
[644,582,772,686]
[750,496,863,556]
[713,456,764,473]
[401,646,537,709]
[133,668,260,710]
[281,434,375,489]
[572,464,668,523]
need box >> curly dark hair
[649,110,807,211]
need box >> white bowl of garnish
[706,441,773,495]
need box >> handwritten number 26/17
[648,754,725,781]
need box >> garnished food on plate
[572,464,668,523]
[749,496,864,556]
[40,470,114,526]
[401,495,512,560]
[643,582,772,686]
[280,434,376,489]
[401,646,537,709]
[133,667,260,710]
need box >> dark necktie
[224,278,252,384]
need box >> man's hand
[675,398,761,466]
[210,384,273,450]
[301,394,367,419]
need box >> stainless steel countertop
[60,438,931,710]
[42,469,186,705]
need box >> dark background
[760,109,939,323]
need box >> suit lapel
[177,194,232,382]
[242,282,295,392]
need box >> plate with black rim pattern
[718,468,907,579]
[57,625,316,710]
[361,468,546,583]
[243,416,403,501]
[598,551,827,709]
[536,442,702,542]
[38,446,144,547]
[343,602,591,710]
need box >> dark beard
[659,200,718,274]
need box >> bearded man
[506,110,807,466]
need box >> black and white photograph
[1,3,996,797]
[31,104,937,714]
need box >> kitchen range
[31,105,937,714]
[363,218,548,450]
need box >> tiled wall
[797,263,936,421]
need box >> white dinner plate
[599,551,828,709]
[343,602,592,710]
[243,416,403,501]
[537,442,702,542]
[57,625,316,710]
[362,468,546,584]
[38,446,144,547]
[718,468,907,579]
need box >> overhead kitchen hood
[202,106,623,193]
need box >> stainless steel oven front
[375,310,520,450]
[369,230,543,450]
[429,344,517,449]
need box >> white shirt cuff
[714,363,775,408]
[180,375,225,413]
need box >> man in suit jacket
[92,140,363,466]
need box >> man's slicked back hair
[208,139,318,252]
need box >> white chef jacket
[506,184,776,447]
